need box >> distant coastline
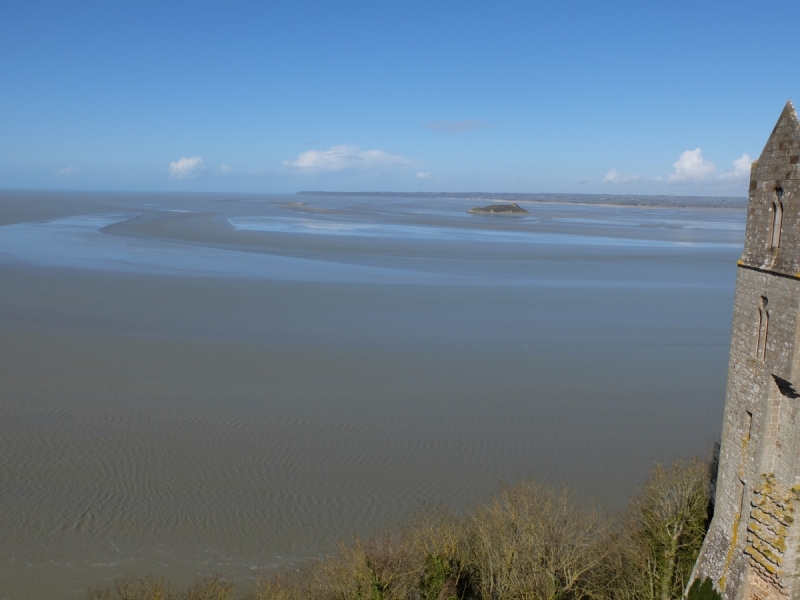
[297,191,747,209]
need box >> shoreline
[297,191,747,210]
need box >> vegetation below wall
[87,453,718,600]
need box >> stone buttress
[690,100,800,600]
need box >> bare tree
[313,533,421,600]
[85,457,715,600]
[184,576,235,600]
[87,576,177,600]
[470,479,612,600]
[633,458,710,600]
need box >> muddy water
[0,191,743,598]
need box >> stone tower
[691,100,800,600]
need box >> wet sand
[0,191,742,598]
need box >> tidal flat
[0,191,744,598]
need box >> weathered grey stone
[690,101,800,600]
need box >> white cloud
[219,164,233,175]
[417,172,432,179]
[665,149,752,185]
[284,145,410,172]
[668,148,715,183]
[57,166,74,175]
[169,156,205,179]
[602,168,642,184]
[425,120,485,134]
[601,149,752,189]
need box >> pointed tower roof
[753,99,800,180]
[778,98,797,126]
[739,100,800,276]
[772,99,798,135]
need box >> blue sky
[1,1,799,196]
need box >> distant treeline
[87,450,721,600]
[296,191,747,209]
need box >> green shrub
[418,554,455,600]
[686,577,722,600]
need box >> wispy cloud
[602,168,641,184]
[219,164,233,175]
[425,120,485,134]
[57,166,74,176]
[284,145,410,172]
[169,156,205,179]
[417,172,432,179]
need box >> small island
[468,202,529,214]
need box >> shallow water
[0,192,744,598]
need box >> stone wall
[689,101,800,600]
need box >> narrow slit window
[738,478,748,520]
[756,308,763,357]
[757,297,769,360]
[771,187,784,248]
[744,410,752,441]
